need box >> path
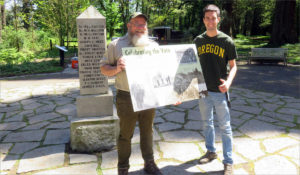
[0,64,299,175]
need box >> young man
[100,13,162,175]
[194,4,237,175]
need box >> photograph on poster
[123,44,207,112]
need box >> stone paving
[0,69,299,175]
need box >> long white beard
[132,34,151,47]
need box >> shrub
[0,48,35,64]
[0,60,63,77]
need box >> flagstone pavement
[0,68,299,175]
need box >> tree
[0,0,5,27]
[250,1,263,36]
[34,0,88,46]
[119,0,130,34]
[270,0,298,46]
[0,0,4,41]
[96,0,123,39]
[22,0,33,30]
[220,0,234,37]
[297,0,300,37]
[13,0,21,51]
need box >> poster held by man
[123,44,207,112]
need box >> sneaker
[118,167,128,175]
[198,151,218,164]
[144,160,163,175]
[224,164,233,175]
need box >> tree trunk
[242,11,251,36]
[0,4,2,42]
[190,5,195,27]
[135,0,139,11]
[179,15,183,31]
[66,0,69,49]
[220,0,233,37]
[57,2,64,46]
[172,15,175,29]
[1,2,5,29]
[233,8,240,38]
[270,0,298,46]
[184,13,190,29]
[119,0,129,35]
[14,0,20,51]
[250,4,262,36]
[141,0,145,14]
[297,0,300,37]
[22,0,31,30]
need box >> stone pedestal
[70,6,119,152]
[71,116,119,152]
[76,88,113,117]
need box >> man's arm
[218,59,237,93]
[100,57,125,77]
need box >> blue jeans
[199,91,233,164]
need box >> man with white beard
[100,12,162,175]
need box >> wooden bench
[248,48,288,66]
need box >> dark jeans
[116,90,156,169]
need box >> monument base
[70,116,119,152]
[76,88,113,117]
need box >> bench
[248,48,288,66]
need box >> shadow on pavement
[233,63,300,98]
[129,160,223,175]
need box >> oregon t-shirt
[194,31,237,92]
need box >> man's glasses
[130,23,147,28]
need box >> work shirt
[101,34,158,92]
[194,31,237,92]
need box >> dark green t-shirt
[194,31,237,92]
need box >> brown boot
[118,167,128,175]
[144,160,163,175]
[224,164,233,175]
[198,151,218,164]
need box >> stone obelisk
[70,6,119,152]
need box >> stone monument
[70,6,119,152]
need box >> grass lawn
[234,35,300,64]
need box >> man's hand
[116,57,126,73]
[100,57,126,77]
[218,59,237,93]
[218,79,230,93]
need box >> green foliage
[1,26,55,51]
[1,26,25,49]
[0,26,58,64]
[183,26,205,39]
[97,0,123,39]
[0,59,63,77]
[34,0,88,45]
[0,48,34,64]
[282,43,300,64]
[234,34,269,59]
[259,0,275,29]
[149,15,166,27]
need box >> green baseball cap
[129,12,148,22]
